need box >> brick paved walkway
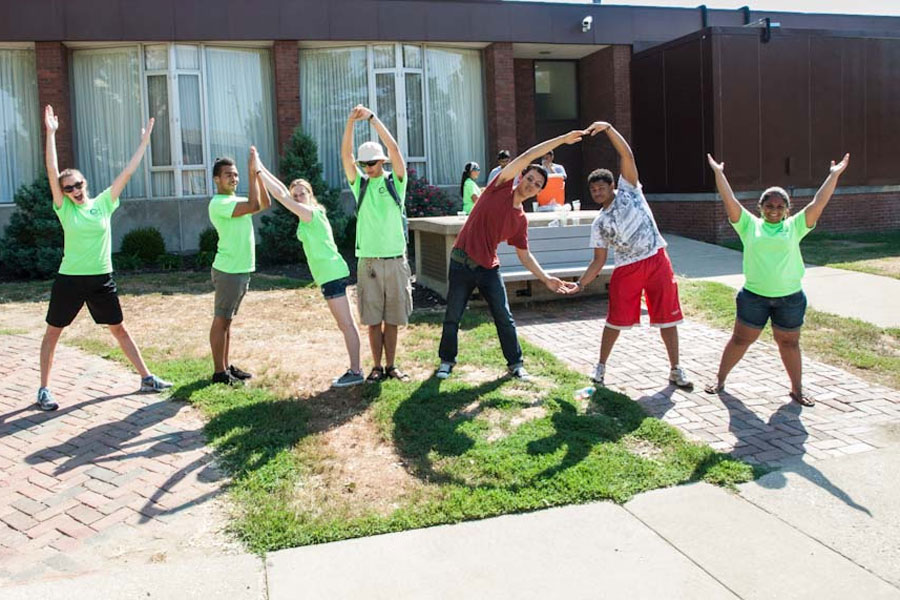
[0,334,232,585]
[517,300,900,467]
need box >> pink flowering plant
[405,168,456,218]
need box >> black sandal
[366,366,385,383]
[704,382,725,395]
[385,366,410,382]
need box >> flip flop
[704,382,725,394]
[789,391,815,407]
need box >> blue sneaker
[141,374,173,393]
[36,387,58,411]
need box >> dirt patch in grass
[297,410,427,518]
[624,437,665,461]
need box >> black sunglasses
[358,160,380,168]
[63,181,85,193]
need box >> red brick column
[579,45,632,205]
[483,43,517,161]
[35,42,74,169]
[274,40,300,156]
[514,58,535,155]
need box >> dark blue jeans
[438,258,523,368]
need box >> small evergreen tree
[258,128,349,265]
[0,177,63,280]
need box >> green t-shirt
[732,208,814,297]
[208,194,255,274]
[54,187,118,275]
[296,208,350,286]
[462,178,481,215]
[350,172,407,258]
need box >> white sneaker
[668,366,693,390]
[592,363,606,386]
[436,362,453,379]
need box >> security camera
[582,15,593,32]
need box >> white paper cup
[572,200,581,211]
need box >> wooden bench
[409,212,614,304]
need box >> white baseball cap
[357,141,389,162]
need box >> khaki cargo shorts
[357,256,413,326]
[211,267,251,319]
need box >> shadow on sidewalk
[719,391,872,516]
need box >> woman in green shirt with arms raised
[254,156,364,388]
[704,152,850,407]
[38,105,171,411]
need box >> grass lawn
[722,229,900,280]
[0,271,755,553]
[680,279,900,390]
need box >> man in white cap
[341,104,413,383]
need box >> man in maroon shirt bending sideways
[436,131,585,381]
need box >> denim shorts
[736,288,807,331]
[321,276,350,300]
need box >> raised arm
[44,105,64,209]
[254,150,271,213]
[497,130,586,186]
[109,118,154,200]
[805,153,849,228]
[256,161,314,223]
[585,122,638,187]
[357,105,406,182]
[706,154,742,224]
[231,147,263,217]
[515,247,578,294]
[341,106,362,185]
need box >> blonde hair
[289,178,325,212]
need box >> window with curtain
[300,47,369,188]
[425,47,485,186]
[72,47,146,198]
[0,49,40,203]
[299,44,484,188]
[205,46,275,196]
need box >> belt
[450,248,483,270]
[365,255,405,260]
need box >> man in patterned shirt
[574,121,692,390]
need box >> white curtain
[0,49,41,203]
[426,47,485,185]
[205,47,275,196]
[300,47,368,188]
[72,47,146,197]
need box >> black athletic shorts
[46,273,123,328]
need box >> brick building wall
[649,191,900,243]
[513,58,536,155]
[578,45,632,207]
[274,40,301,155]
[35,42,73,169]
[483,43,517,160]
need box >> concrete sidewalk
[664,234,900,329]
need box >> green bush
[158,253,183,271]
[197,250,216,268]
[120,227,166,266]
[258,128,349,265]
[405,167,455,218]
[0,177,63,279]
[113,253,143,272]
[198,227,218,253]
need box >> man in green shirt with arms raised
[341,105,412,383]
[207,149,270,386]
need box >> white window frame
[140,43,211,198]
[365,43,428,179]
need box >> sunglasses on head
[63,181,85,193]
[358,160,380,168]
